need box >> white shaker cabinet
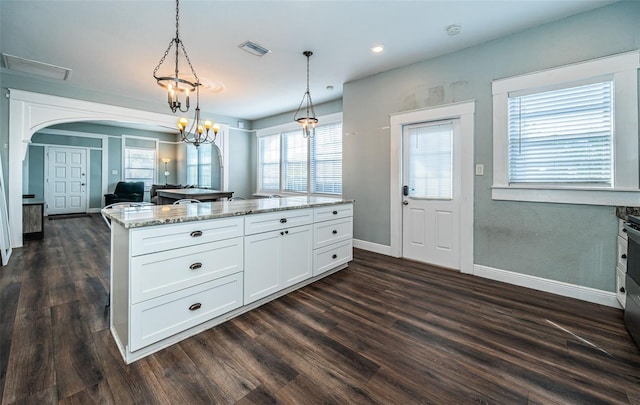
[313,204,354,276]
[105,198,353,364]
[617,219,628,308]
[244,209,314,304]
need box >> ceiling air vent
[2,53,72,80]
[238,41,271,57]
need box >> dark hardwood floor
[1,214,639,404]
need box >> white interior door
[402,120,461,269]
[47,147,87,215]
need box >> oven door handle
[624,222,640,241]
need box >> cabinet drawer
[314,204,353,223]
[619,219,629,240]
[130,217,243,256]
[617,267,626,308]
[131,237,244,304]
[244,208,313,235]
[313,217,353,249]
[129,273,243,351]
[617,235,628,273]
[313,240,353,276]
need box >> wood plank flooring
[1,214,639,404]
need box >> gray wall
[341,1,640,291]
[26,145,44,199]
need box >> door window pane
[407,122,453,199]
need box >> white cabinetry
[313,204,353,276]
[111,216,245,359]
[109,200,353,363]
[244,209,313,304]
[617,219,628,308]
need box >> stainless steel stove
[623,216,640,348]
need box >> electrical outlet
[475,164,484,176]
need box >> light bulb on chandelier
[153,0,199,114]
[176,86,221,148]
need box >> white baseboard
[352,241,620,308]
[88,208,101,214]
[473,264,621,309]
[353,239,394,256]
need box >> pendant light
[293,51,318,138]
[153,0,198,113]
[177,86,220,148]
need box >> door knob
[402,200,409,205]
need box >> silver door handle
[402,200,409,205]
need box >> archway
[8,89,229,249]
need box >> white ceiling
[1,0,616,122]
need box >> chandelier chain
[152,0,199,85]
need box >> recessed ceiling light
[371,45,384,54]
[446,24,462,36]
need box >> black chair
[104,181,144,206]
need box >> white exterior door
[402,120,461,270]
[47,147,87,215]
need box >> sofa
[150,184,182,205]
[104,181,145,206]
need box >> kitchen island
[103,196,353,363]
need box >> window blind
[508,81,613,184]
[258,135,280,191]
[124,147,156,191]
[311,122,342,194]
[186,143,212,187]
[282,130,308,192]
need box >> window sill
[491,186,640,206]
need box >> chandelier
[153,0,198,113]
[293,51,318,138]
[177,86,220,148]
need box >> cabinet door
[282,224,313,287]
[244,230,282,304]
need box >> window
[406,122,453,199]
[282,130,308,192]
[123,147,156,192]
[311,124,342,194]
[258,135,280,192]
[508,80,613,185]
[257,113,342,196]
[186,143,212,187]
[492,51,639,206]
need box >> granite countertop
[102,196,353,229]
[616,206,640,221]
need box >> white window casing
[492,50,640,206]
